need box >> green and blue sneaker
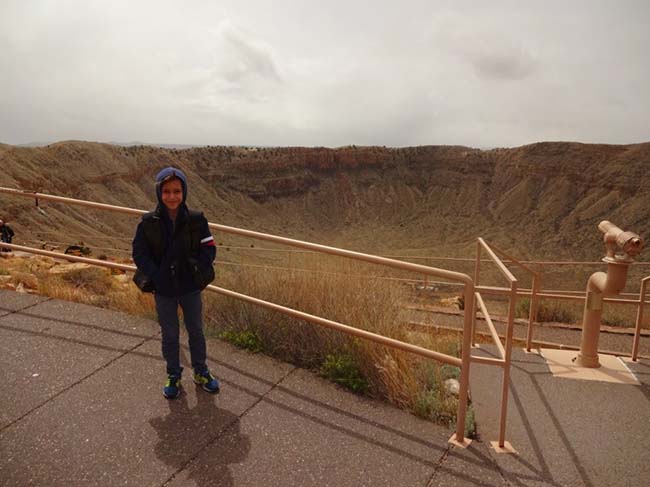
[193,370,220,394]
[163,374,182,399]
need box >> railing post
[526,274,540,352]
[474,240,481,287]
[472,241,482,347]
[632,277,649,361]
[453,281,475,446]
[497,282,517,449]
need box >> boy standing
[132,167,219,399]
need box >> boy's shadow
[149,381,250,487]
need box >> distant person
[132,167,219,399]
[0,219,15,252]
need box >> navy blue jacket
[132,167,216,297]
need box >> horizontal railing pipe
[211,285,463,366]
[470,355,506,366]
[0,187,146,216]
[1,243,134,272]
[477,286,650,306]
[0,242,463,367]
[0,187,472,286]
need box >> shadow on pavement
[150,390,250,487]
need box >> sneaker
[193,370,220,394]
[163,374,182,399]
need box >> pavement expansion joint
[234,364,298,419]
[425,444,452,487]
[5,296,54,315]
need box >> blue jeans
[154,291,208,376]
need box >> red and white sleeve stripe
[201,236,215,247]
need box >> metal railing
[471,238,520,450]
[475,272,649,362]
[0,186,477,447]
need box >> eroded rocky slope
[1,141,648,264]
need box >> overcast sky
[1,0,649,148]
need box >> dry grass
[205,256,470,432]
[39,273,155,317]
[18,261,158,318]
[514,296,649,328]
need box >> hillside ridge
[1,140,648,264]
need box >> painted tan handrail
[0,186,476,446]
[475,239,541,353]
[1,242,463,367]
[477,285,650,305]
[632,276,650,361]
[473,238,518,450]
[0,187,471,283]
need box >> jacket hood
[155,167,188,205]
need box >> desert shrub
[218,329,264,353]
[108,283,156,318]
[601,303,638,328]
[516,297,579,324]
[463,405,477,438]
[320,354,369,393]
[36,267,155,317]
[59,267,114,295]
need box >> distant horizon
[4,138,650,152]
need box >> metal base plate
[448,433,472,449]
[490,441,517,454]
[540,349,639,384]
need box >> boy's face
[161,178,183,212]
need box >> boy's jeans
[154,291,208,376]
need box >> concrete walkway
[1,289,649,486]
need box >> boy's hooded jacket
[132,167,216,297]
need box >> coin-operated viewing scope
[575,221,644,368]
[599,220,643,263]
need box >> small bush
[60,267,114,295]
[320,354,369,394]
[601,313,630,327]
[461,404,477,438]
[602,303,637,328]
[218,329,263,353]
[440,364,461,380]
[414,389,441,419]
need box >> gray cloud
[218,22,282,84]
[468,47,537,81]
[0,0,648,147]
